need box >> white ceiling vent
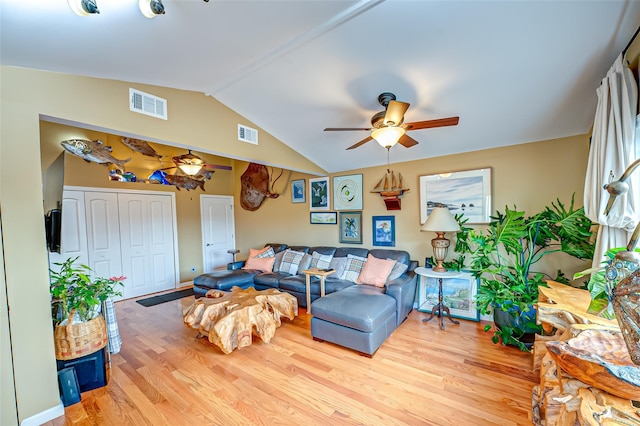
[129,88,167,120]
[238,124,258,144]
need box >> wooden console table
[302,268,335,314]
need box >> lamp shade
[421,207,460,232]
[371,126,405,148]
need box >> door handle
[206,243,213,247]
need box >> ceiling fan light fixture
[174,150,204,175]
[139,0,165,18]
[68,0,99,16]
[372,126,405,148]
[178,164,203,175]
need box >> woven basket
[54,310,107,360]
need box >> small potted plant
[49,257,125,360]
[461,196,595,351]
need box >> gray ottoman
[310,285,397,357]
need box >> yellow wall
[0,64,592,423]
[234,134,592,281]
[0,66,323,424]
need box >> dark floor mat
[135,288,194,307]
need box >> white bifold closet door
[53,189,177,300]
[84,192,123,284]
[117,193,175,298]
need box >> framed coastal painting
[417,271,480,321]
[419,168,492,224]
[310,212,337,224]
[309,177,330,210]
[339,211,362,244]
[333,174,363,211]
[291,179,306,203]
[372,215,395,247]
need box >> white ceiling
[2,0,640,173]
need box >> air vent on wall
[129,88,167,120]
[238,124,258,144]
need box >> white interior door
[85,192,123,284]
[201,195,236,272]
[118,193,176,298]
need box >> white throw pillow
[278,249,305,275]
[309,251,333,269]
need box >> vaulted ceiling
[2,1,640,173]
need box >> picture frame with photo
[291,179,306,203]
[309,177,330,210]
[339,211,362,244]
[417,271,480,321]
[333,174,363,211]
[310,212,337,224]
[419,168,492,224]
[372,215,395,247]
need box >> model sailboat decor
[371,169,410,210]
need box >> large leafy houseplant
[463,196,595,350]
[50,257,125,324]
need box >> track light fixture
[68,0,99,16]
[139,0,166,18]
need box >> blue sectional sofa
[193,243,418,356]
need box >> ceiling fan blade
[397,134,419,148]
[324,127,372,131]
[404,116,459,131]
[384,100,410,126]
[202,164,232,171]
[346,135,373,150]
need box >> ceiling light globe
[68,0,99,16]
[139,0,165,18]
[371,127,405,148]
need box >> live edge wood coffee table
[183,287,298,354]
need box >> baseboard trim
[20,402,64,426]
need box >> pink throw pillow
[249,246,271,258]
[242,256,275,272]
[356,254,396,287]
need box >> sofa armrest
[385,270,417,327]
[227,260,246,271]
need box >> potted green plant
[49,257,125,360]
[462,196,595,351]
[50,257,125,324]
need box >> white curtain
[584,53,639,269]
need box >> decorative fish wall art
[145,169,211,191]
[61,138,130,170]
[120,137,162,159]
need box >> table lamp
[421,207,460,272]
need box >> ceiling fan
[324,92,459,150]
[161,150,232,176]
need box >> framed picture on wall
[309,177,330,210]
[372,215,395,247]
[419,168,492,224]
[333,174,363,210]
[310,212,337,224]
[291,179,306,203]
[339,211,362,244]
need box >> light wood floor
[47,289,537,425]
